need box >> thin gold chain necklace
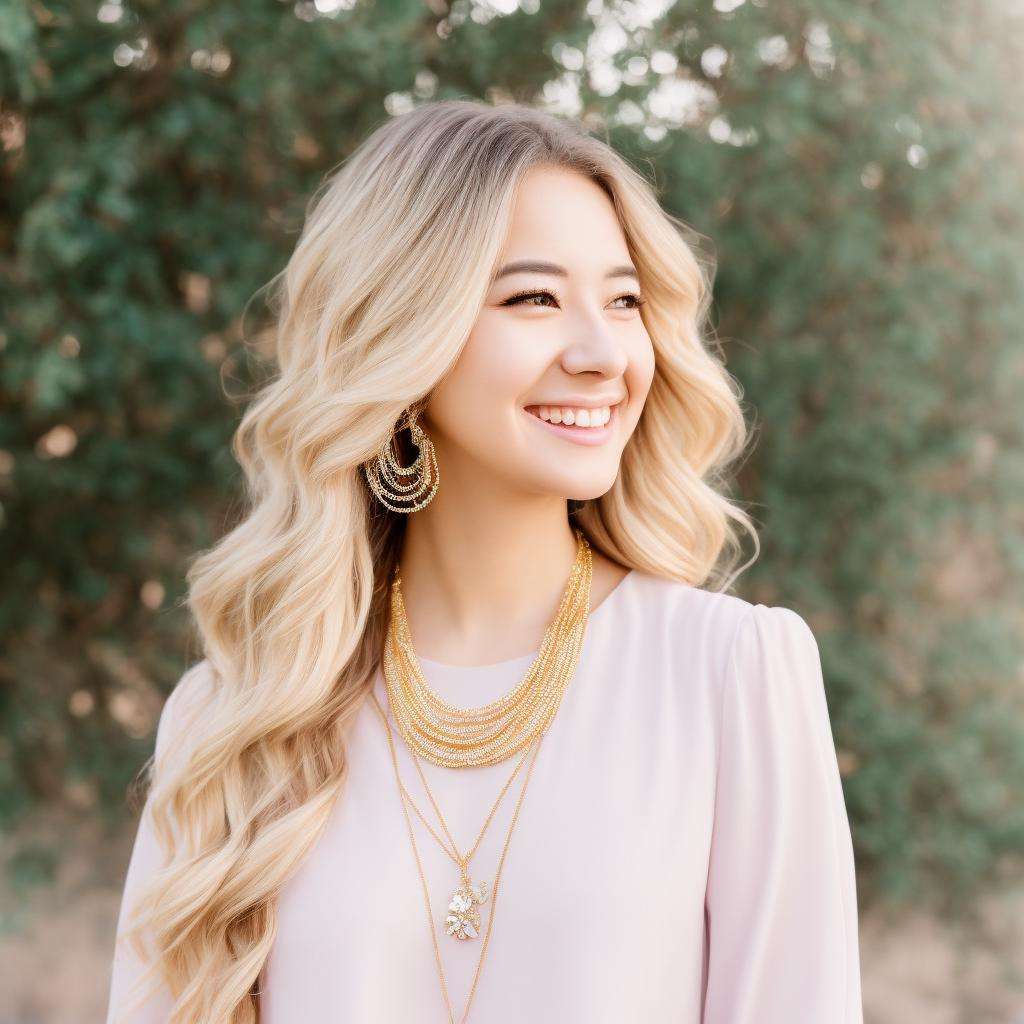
[370,689,535,939]
[369,692,545,1024]
[382,528,593,768]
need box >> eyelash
[500,289,646,310]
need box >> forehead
[500,165,631,268]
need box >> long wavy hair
[116,98,759,1022]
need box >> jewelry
[363,407,440,513]
[369,692,545,1024]
[371,694,536,940]
[382,528,593,768]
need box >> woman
[106,99,863,1023]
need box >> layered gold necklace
[373,528,595,1022]
[381,528,594,769]
[369,693,543,1023]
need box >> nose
[560,324,630,379]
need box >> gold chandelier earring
[363,407,440,513]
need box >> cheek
[629,331,657,395]
[427,319,543,436]
[444,319,544,415]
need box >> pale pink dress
[106,568,864,1022]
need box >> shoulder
[155,658,218,766]
[728,603,822,689]
[720,605,832,738]
[626,570,820,687]
[626,567,754,649]
[627,567,754,629]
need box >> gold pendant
[444,877,489,940]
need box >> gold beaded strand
[382,529,593,768]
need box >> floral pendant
[444,877,489,940]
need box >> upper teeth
[532,405,612,427]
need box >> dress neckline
[415,567,637,673]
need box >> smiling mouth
[521,400,623,443]
[524,399,618,428]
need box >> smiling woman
[105,99,863,1024]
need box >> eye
[500,289,558,308]
[610,292,645,310]
[499,290,646,310]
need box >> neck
[396,480,583,666]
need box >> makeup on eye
[499,288,645,310]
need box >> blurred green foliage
[1,0,1022,925]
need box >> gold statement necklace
[373,528,595,1023]
[382,528,594,769]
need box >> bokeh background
[2,0,1023,1020]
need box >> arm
[105,660,214,1024]
[702,605,864,1024]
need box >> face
[424,164,656,503]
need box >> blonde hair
[117,98,759,1022]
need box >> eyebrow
[493,259,639,283]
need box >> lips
[521,401,621,447]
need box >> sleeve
[105,660,215,1024]
[701,605,864,1024]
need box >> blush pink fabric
[106,568,864,1022]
